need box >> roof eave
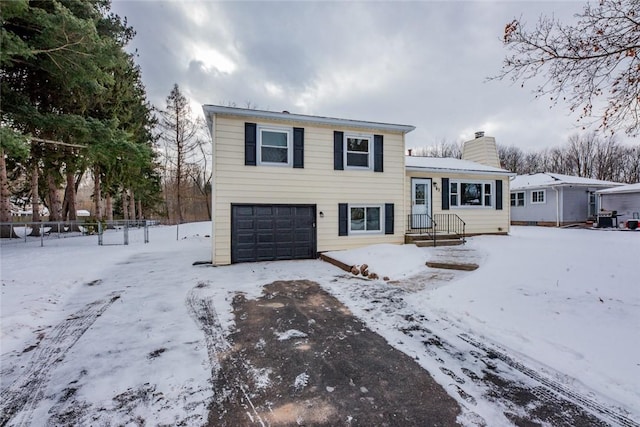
[511,182,622,191]
[406,166,515,177]
[202,104,416,134]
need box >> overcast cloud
[111,0,626,151]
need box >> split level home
[202,105,513,265]
[510,173,623,227]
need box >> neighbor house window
[511,192,525,207]
[450,181,493,207]
[258,126,292,165]
[531,190,545,204]
[349,205,381,233]
[345,135,372,169]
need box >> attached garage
[231,204,317,263]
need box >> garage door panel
[231,204,316,263]
[276,219,293,228]
[257,233,274,243]
[256,206,274,216]
[276,206,293,216]
[236,219,255,229]
[236,234,256,244]
[235,206,254,216]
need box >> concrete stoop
[405,233,465,247]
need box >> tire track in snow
[336,279,637,426]
[185,283,266,426]
[0,292,121,427]
[458,333,640,427]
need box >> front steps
[405,233,465,247]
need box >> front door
[411,178,432,229]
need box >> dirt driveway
[207,280,461,426]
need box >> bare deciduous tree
[409,139,462,158]
[158,84,202,224]
[495,0,640,136]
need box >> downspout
[552,186,560,227]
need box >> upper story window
[258,126,292,166]
[511,192,525,207]
[531,190,545,204]
[345,135,372,169]
[450,180,493,207]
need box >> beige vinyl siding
[461,137,501,169]
[212,115,406,265]
[406,171,510,234]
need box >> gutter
[406,166,515,177]
[202,104,416,134]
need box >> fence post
[144,220,149,244]
[98,221,103,246]
[124,221,129,245]
[40,222,44,247]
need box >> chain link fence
[0,220,154,247]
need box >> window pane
[347,153,369,167]
[350,207,364,231]
[347,138,369,152]
[262,130,288,147]
[461,183,482,205]
[415,184,425,203]
[484,183,491,195]
[451,195,458,206]
[261,146,288,163]
[510,194,516,206]
[366,207,380,231]
[485,194,492,206]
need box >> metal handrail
[406,213,437,246]
[406,213,466,246]
[433,213,466,243]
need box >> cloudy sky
[110,0,615,152]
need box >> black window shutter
[245,123,257,166]
[374,135,384,172]
[334,131,344,170]
[385,203,394,235]
[442,178,450,210]
[495,179,503,210]
[338,203,348,236]
[293,127,304,168]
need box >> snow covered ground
[1,223,638,425]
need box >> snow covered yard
[1,223,638,425]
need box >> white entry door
[411,178,432,228]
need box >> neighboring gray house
[596,183,640,225]
[510,173,622,226]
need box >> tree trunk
[30,162,41,236]
[93,165,102,220]
[46,170,62,222]
[128,189,136,222]
[122,189,129,220]
[137,200,143,220]
[65,168,77,221]
[176,172,183,224]
[0,148,18,238]
[106,193,113,221]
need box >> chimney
[462,133,500,168]
[407,148,413,156]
